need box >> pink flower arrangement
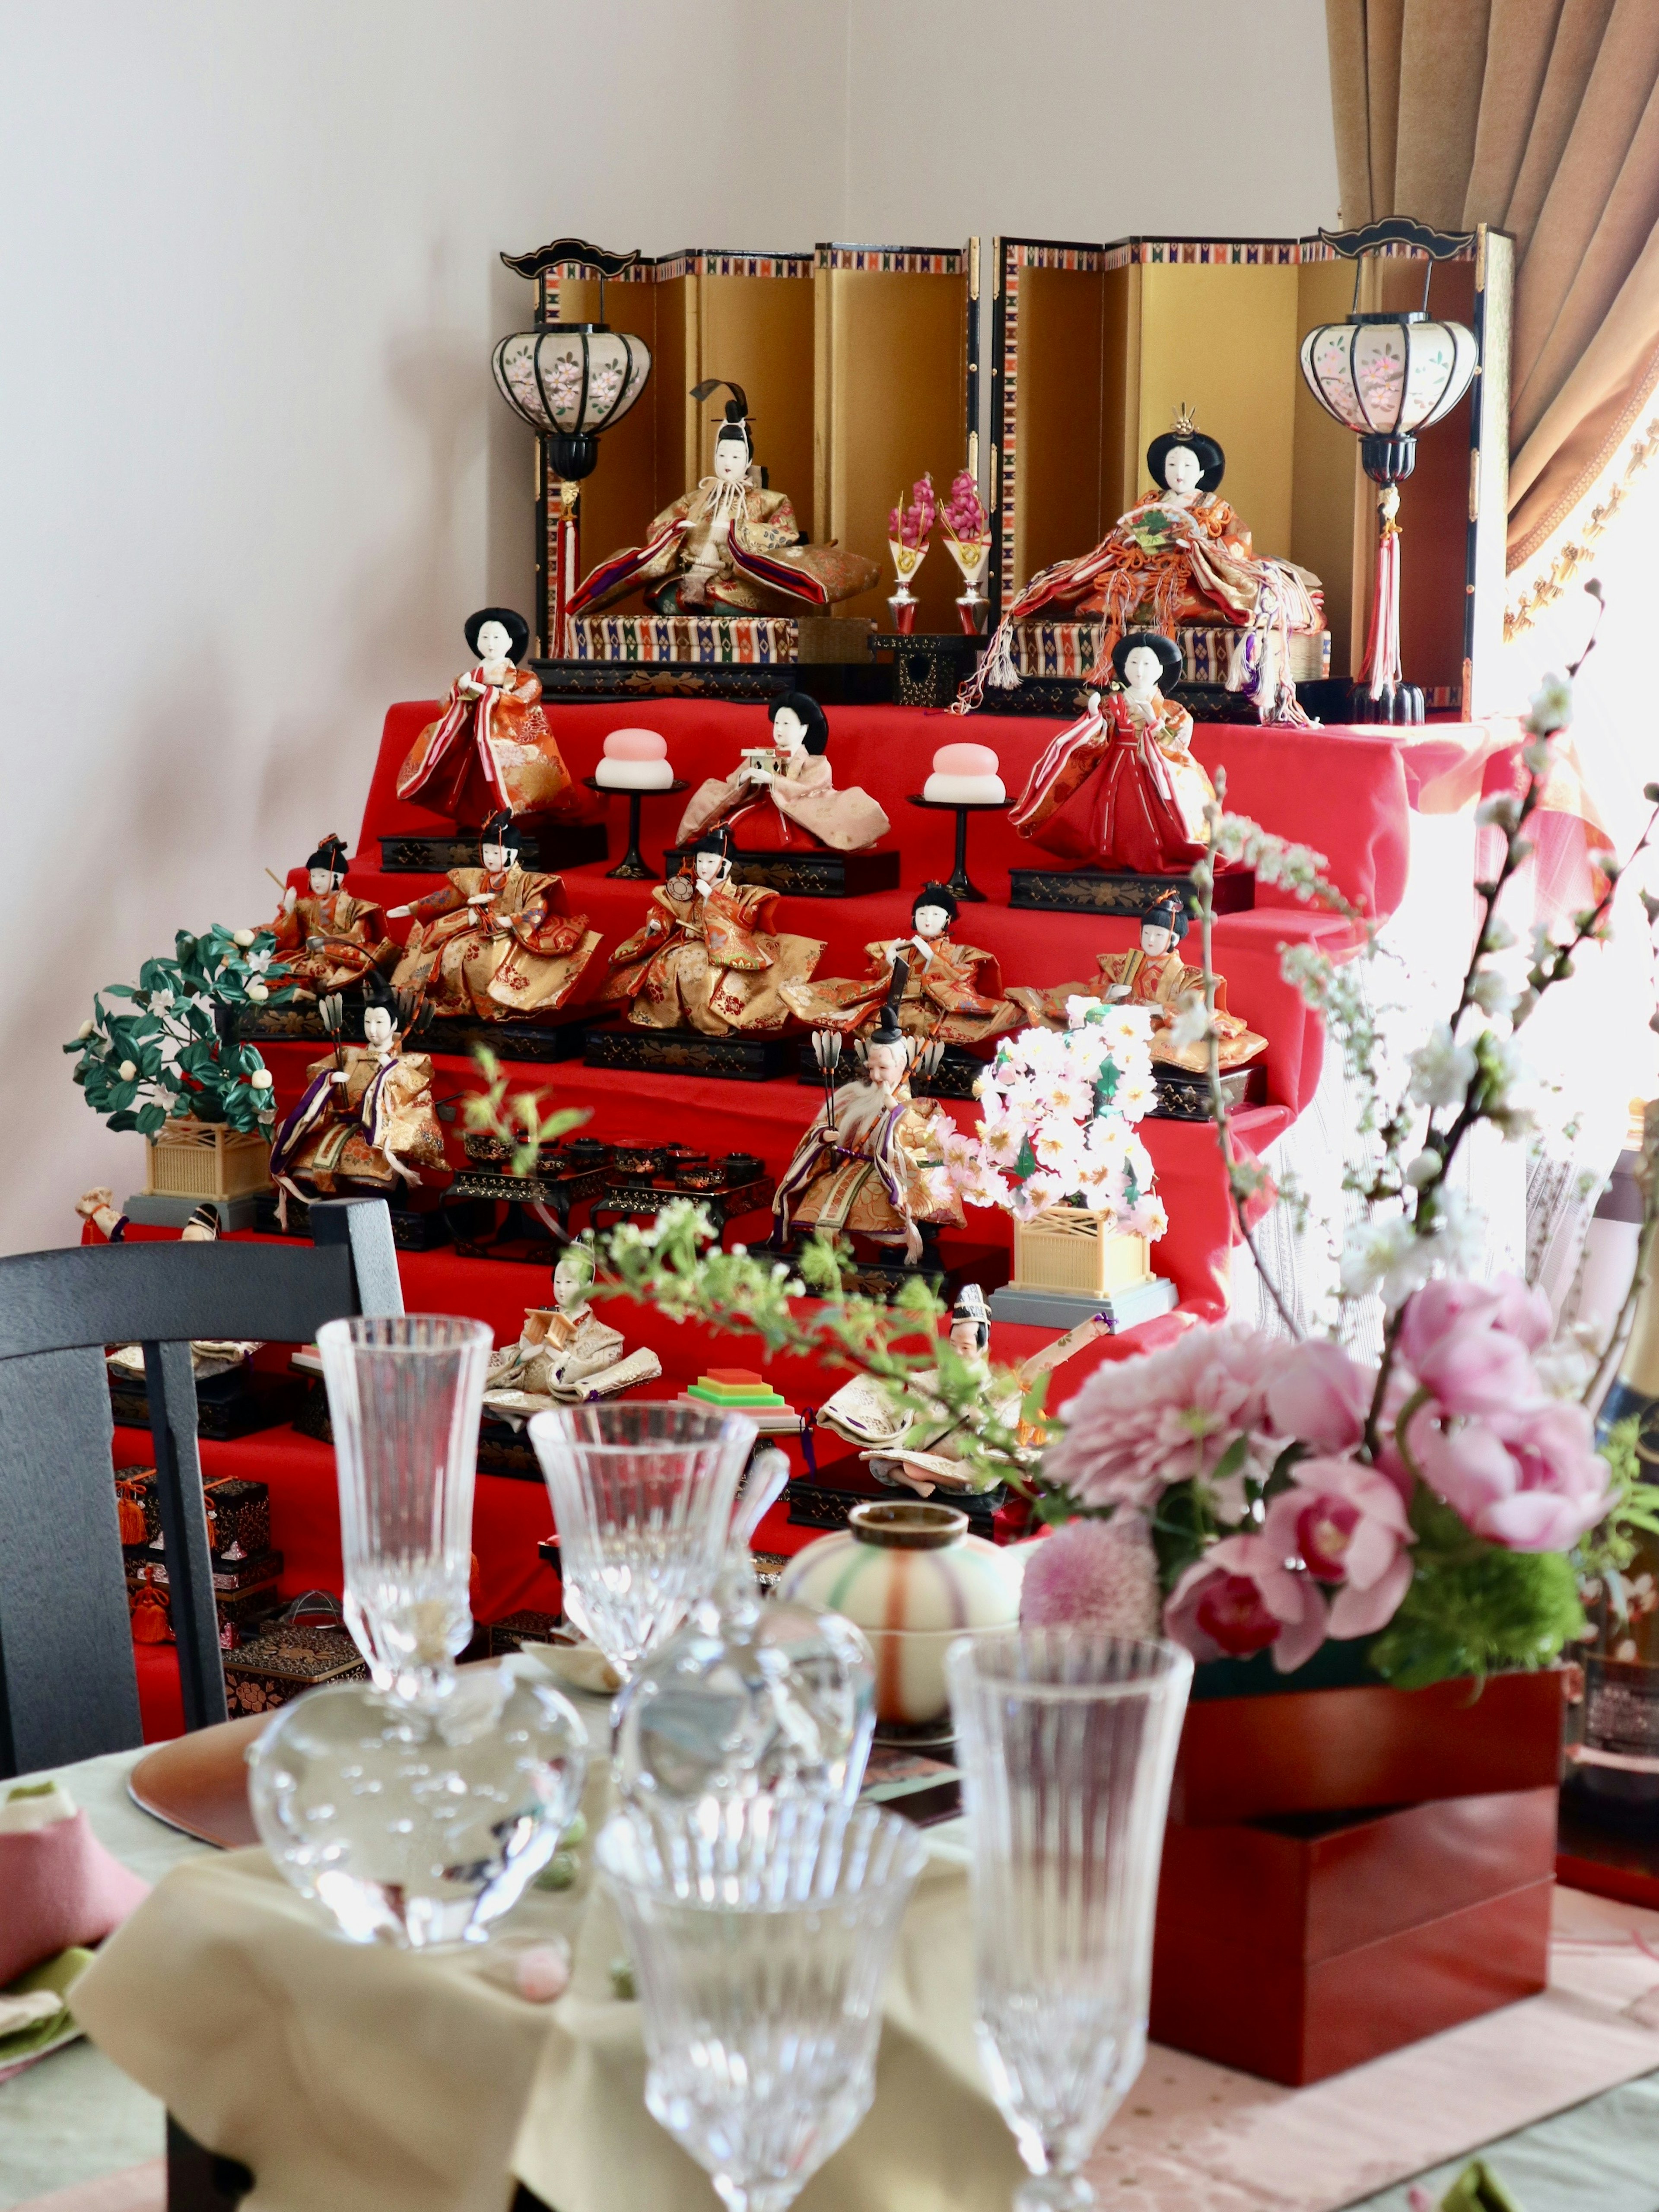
[939,467,988,544]
[888,474,936,550]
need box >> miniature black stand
[584,1023,797,1083]
[582,776,690,880]
[591,1173,776,1241]
[439,1157,612,1255]
[1152,1064,1267,1120]
[109,1363,303,1443]
[238,999,368,1046]
[905,794,1008,903]
[788,1451,1006,1539]
[769,1236,1010,1306]
[419,1009,592,1065]
[1008,865,1255,917]
[254,1186,483,1252]
[378,823,609,874]
[660,843,901,899]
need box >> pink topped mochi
[931,741,999,776]
[603,728,668,759]
[597,725,675,790]
[924,739,1004,806]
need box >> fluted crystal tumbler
[597,1798,927,2212]
[530,1401,755,1678]
[947,1630,1193,2212]
[316,1314,493,1698]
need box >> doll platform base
[1008,863,1256,916]
[377,823,609,874]
[591,1173,776,1243]
[1152,1064,1267,1119]
[419,1009,593,1064]
[123,1191,261,1233]
[582,1023,798,1084]
[441,1162,613,1254]
[109,1363,305,1445]
[294,1379,549,1481]
[989,1276,1178,1332]
[661,842,903,899]
[238,1001,367,1045]
[253,1186,487,1252]
[788,1452,1006,1540]
[771,1236,1010,1307]
[794,1039,992,1101]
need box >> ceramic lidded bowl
[776,1500,1024,1726]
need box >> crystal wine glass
[597,1796,927,2212]
[316,1313,493,1700]
[529,1400,754,1678]
[947,1630,1193,2212]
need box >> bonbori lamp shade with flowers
[1298,219,1479,726]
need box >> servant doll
[268,974,444,1219]
[265,835,398,1000]
[781,881,1020,1048]
[388,812,601,1022]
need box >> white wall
[0,0,1336,1253]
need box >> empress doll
[394,607,584,826]
[387,812,601,1022]
[1010,634,1206,873]
[780,882,1020,1047]
[1009,890,1266,1073]
[268,977,444,1214]
[967,411,1322,720]
[599,828,824,1036]
[675,693,889,855]
[771,974,963,1265]
[569,391,878,619]
[265,835,398,999]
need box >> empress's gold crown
[1170,401,1199,438]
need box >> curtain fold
[1325,0,1659,569]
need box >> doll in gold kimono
[1009,890,1266,1074]
[967,411,1323,721]
[394,607,585,826]
[265,835,399,1000]
[772,969,964,1265]
[600,827,825,1036]
[568,388,879,619]
[781,882,1020,1049]
[483,1242,661,1421]
[676,693,890,855]
[268,976,445,1217]
[387,812,602,1023]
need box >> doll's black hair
[1109,630,1184,692]
[1141,889,1192,942]
[480,810,524,855]
[691,825,734,871]
[306,834,348,877]
[1145,426,1225,493]
[912,881,959,925]
[953,1282,991,1352]
[768,691,830,755]
[464,606,531,663]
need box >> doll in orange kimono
[387,813,602,1022]
[781,882,1020,1050]
[268,977,445,1220]
[675,693,890,855]
[600,827,825,1036]
[266,834,398,1000]
[394,607,584,827]
[1009,890,1265,1074]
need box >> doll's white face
[694,851,728,886]
[309,868,343,896]
[912,903,950,941]
[712,436,750,485]
[475,620,513,664]
[553,1259,591,1311]
[770,706,807,754]
[949,1317,985,1358]
[1162,445,1203,496]
[1141,920,1179,955]
[1122,645,1163,696]
[865,1040,908,1091]
[481,842,511,873]
[363,1006,396,1050]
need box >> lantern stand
[1298,219,1480,726]
[494,238,655,659]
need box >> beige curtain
[1325,0,1659,569]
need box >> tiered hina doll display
[1010,633,1210,873]
[780,883,1021,1049]
[772,966,963,1266]
[268,975,444,1219]
[1009,888,1266,1074]
[568,387,879,619]
[394,607,585,826]
[967,409,1323,721]
[483,1243,661,1420]
[675,693,889,855]
[599,827,825,1035]
[266,835,398,1000]
[387,812,602,1023]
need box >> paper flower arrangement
[887,473,937,552]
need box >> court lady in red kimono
[394,607,583,827]
[1011,633,1204,873]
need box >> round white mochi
[597,727,674,790]
[924,740,1004,805]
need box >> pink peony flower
[1018,1515,1161,1637]
[1044,1322,1277,1509]
[1264,1340,1372,1454]
[1261,1456,1414,1639]
[1163,1535,1328,1673]
[1415,1400,1615,1552]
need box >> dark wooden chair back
[0,1198,402,1777]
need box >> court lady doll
[266,835,397,1000]
[388,812,601,1022]
[268,975,444,1220]
[600,826,825,1036]
[675,693,890,855]
[781,881,1020,1047]
[394,607,582,827]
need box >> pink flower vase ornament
[1032,1276,1614,1690]
[887,474,935,636]
[939,467,992,634]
